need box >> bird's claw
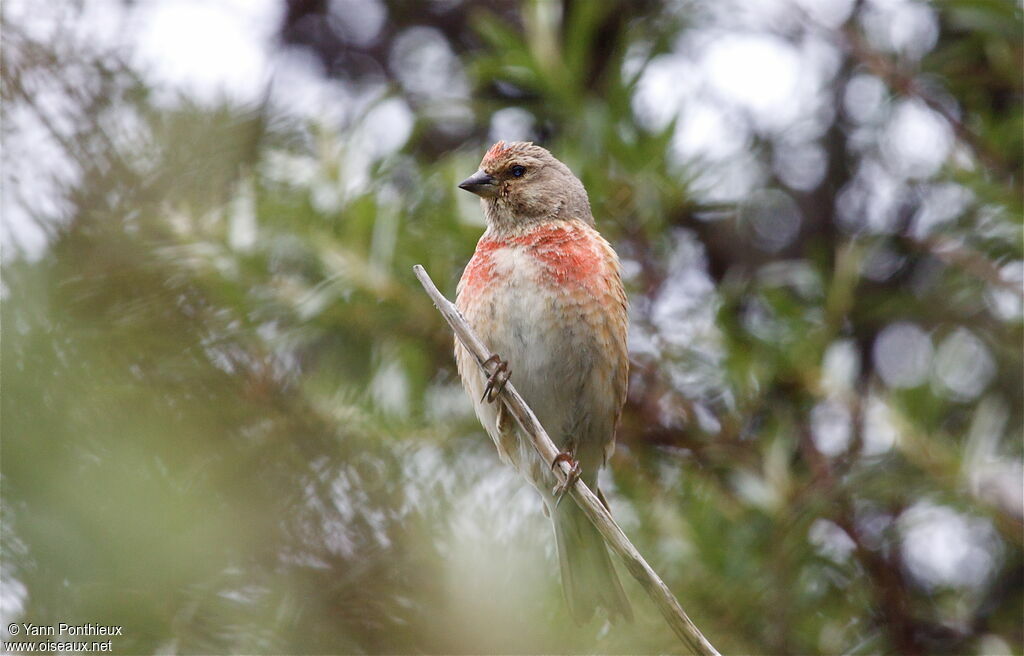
[551,452,582,506]
[480,354,510,403]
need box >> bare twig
[413,264,720,656]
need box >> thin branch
[838,24,1006,176]
[413,264,720,656]
[915,235,1024,298]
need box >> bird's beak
[458,170,497,197]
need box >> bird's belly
[465,274,612,478]
[490,286,581,412]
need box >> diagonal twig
[413,264,720,656]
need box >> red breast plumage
[461,221,616,295]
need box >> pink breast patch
[461,224,607,297]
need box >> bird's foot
[551,451,582,506]
[480,354,510,403]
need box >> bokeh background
[2,0,1022,653]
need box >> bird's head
[458,141,593,230]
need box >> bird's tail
[552,496,633,624]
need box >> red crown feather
[482,140,510,164]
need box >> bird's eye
[511,165,526,177]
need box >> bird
[453,140,632,624]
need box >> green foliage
[2,1,1021,654]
